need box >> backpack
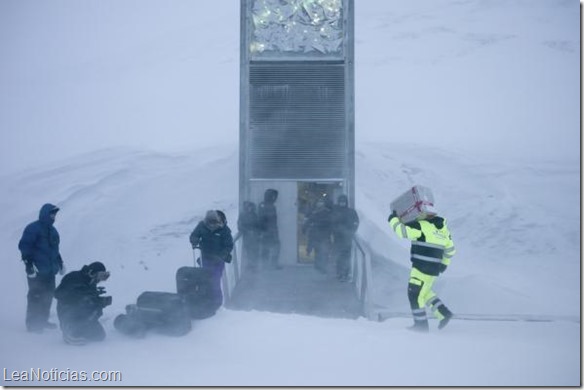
[114,291,191,337]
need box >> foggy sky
[0,0,579,175]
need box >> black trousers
[260,233,280,266]
[334,243,352,278]
[314,240,331,272]
[60,318,106,345]
[242,233,260,269]
[26,274,56,331]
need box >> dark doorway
[297,181,343,264]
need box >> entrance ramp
[225,264,363,319]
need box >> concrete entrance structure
[239,0,355,266]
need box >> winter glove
[24,260,38,278]
[224,254,233,264]
[438,264,447,274]
[388,210,398,222]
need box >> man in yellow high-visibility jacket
[388,210,456,332]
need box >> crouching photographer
[54,262,112,345]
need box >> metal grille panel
[249,64,346,179]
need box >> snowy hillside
[0,142,579,386]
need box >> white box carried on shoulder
[390,185,436,223]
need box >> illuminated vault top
[250,0,344,58]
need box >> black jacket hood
[264,189,278,203]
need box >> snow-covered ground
[0,143,579,386]
[0,0,580,387]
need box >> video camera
[98,296,113,307]
[96,286,112,308]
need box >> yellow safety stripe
[389,217,409,239]
[428,297,444,309]
[410,268,435,284]
[443,245,455,265]
[412,308,427,320]
[391,219,401,231]
[414,241,445,249]
[389,216,423,240]
[412,254,443,263]
[391,216,456,265]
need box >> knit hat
[204,210,224,231]
[83,261,109,282]
[87,261,106,273]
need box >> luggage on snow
[114,291,191,338]
[176,266,218,319]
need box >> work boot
[438,312,453,330]
[26,326,43,334]
[63,333,88,346]
[43,321,58,330]
[407,320,429,333]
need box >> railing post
[352,236,379,321]
[222,233,243,305]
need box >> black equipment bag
[114,292,191,337]
[176,266,217,319]
[113,313,148,338]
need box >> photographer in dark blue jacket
[18,204,66,333]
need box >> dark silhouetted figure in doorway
[258,189,281,270]
[238,201,260,271]
[332,195,360,282]
[304,198,333,274]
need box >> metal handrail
[352,236,375,320]
[221,232,243,304]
